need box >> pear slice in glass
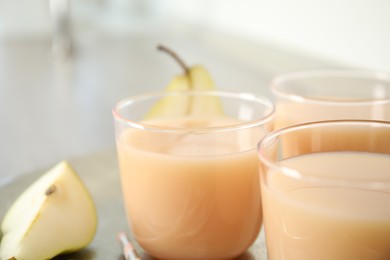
[145,65,224,119]
[187,65,224,116]
[144,74,191,119]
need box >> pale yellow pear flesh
[144,75,190,119]
[187,65,224,116]
[144,64,224,120]
[0,161,97,260]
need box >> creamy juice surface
[277,122,390,157]
[262,151,390,260]
[117,116,265,259]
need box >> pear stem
[157,45,189,74]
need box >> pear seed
[45,185,57,196]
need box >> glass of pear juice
[272,69,390,128]
[113,90,274,259]
[271,69,390,156]
[258,120,390,260]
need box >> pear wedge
[0,161,97,260]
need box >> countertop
[0,25,338,183]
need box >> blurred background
[1,0,390,181]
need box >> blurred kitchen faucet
[49,0,72,60]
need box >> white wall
[0,0,51,37]
[157,0,390,71]
[1,0,389,71]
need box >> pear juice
[116,116,267,259]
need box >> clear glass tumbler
[258,120,390,260]
[113,90,274,259]
[271,69,390,129]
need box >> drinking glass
[113,90,274,259]
[272,69,390,129]
[258,120,390,260]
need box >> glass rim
[113,90,275,133]
[271,69,390,105]
[258,119,390,188]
